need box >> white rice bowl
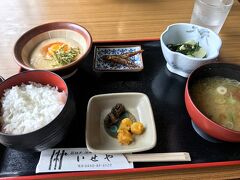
[0,82,66,135]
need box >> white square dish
[86,92,157,154]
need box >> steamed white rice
[0,82,66,135]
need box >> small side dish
[93,45,144,72]
[104,104,145,145]
[86,92,156,154]
[160,23,222,77]
[0,82,67,135]
[30,38,81,69]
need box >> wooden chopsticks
[125,152,191,162]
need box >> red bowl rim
[185,62,240,135]
[0,70,68,137]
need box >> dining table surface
[0,0,240,179]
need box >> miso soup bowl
[185,63,240,142]
[14,22,92,78]
[160,23,222,78]
[0,70,76,151]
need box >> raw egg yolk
[41,42,69,56]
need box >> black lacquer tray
[1,40,240,178]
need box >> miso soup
[190,76,240,131]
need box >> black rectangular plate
[1,40,240,177]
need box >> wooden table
[0,0,240,179]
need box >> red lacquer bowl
[0,70,76,151]
[185,63,240,142]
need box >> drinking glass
[190,0,233,33]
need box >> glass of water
[190,0,233,33]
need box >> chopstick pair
[125,152,191,162]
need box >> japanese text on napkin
[36,148,133,173]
